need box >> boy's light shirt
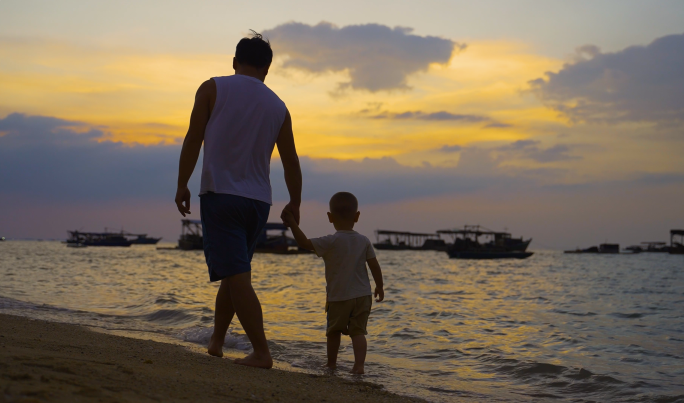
[310,230,376,303]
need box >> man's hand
[374,287,384,302]
[281,208,296,228]
[281,202,300,226]
[175,186,191,216]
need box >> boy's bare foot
[234,352,273,369]
[207,335,224,358]
[350,365,364,374]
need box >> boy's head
[233,30,273,77]
[328,192,360,229]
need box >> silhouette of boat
[639,242,669,253]
[564,243,619,254]
[0,237,5,242]
[129,234,163,245]
[670,230,684,255]
[172,220,310,254]
[255,223,311,254]
[438,225,533,259]
[373,230,447,251]
[66,231,133,247]
[178,219,203,250]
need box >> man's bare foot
[350,365,364,374]
[325,362,337,370]
[207,334,224,358]
[234,352,273,369]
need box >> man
[175,31,302,369]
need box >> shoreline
[0,314,425,403]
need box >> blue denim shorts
[199,192,270,282]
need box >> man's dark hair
[329,192,359,220]
[235,30,273,69]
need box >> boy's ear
[354,211,360,223]
[327,212,334,223]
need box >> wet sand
[0,314,424,403]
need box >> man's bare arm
[175,79,215,216]
[367,258,384,302]
[276,109,302,224]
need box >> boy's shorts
[326,295,372,337]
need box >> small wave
[551,308,597,316]
[154,296,180,305]
[142,309,196,325]
[610,312,647,319]
[178,326,252,351]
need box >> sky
[1,0,683,248]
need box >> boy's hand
[281,208,296,227]
[374,286,384,302]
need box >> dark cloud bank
[529,33,684,125]
[263,22,463,92]
[1,113,676,207]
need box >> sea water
[1,241,682,402]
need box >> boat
[564,243,619,254]
[178,219,204,250]
[624,245,643,253]
[129,234,163,245]
[172,220,309,254]
[438,225,533,259]
[636,242,670,253]
[373,230,447,251]
[67,242,86,248]
[670,230,684,255]
[255,223,311,254]
[66,231,133,247]
[0,237,5,241]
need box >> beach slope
[0,314,422,403]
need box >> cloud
[439,145,462,153]
[367,110,490,123]
[529,33,684,124]
[358,109,510,128]
[263,22,462,92]
[484,122,513,129]
[0,113,529,207]
[496,140,581,163]
[0,113,188,202]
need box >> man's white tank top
[200,74,287,205]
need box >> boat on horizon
[373,230,448,251]
[438,225,533,259]
[129,234,163,245]
[66,230,133,247]
[670,229,684,255]
[171,220,310,254]
[564,243,620,254]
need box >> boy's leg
[227,272,273,369]
[350,335,367,374]
[326,332,342,369]
[208,278,235,357]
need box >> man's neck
[235,71,266,82]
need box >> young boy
[281,192,384,374]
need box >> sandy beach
[0,314,424,403]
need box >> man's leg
[227,272,273,368]
[208,278,235,357]
[326,332,342,369]
[350,335,367,374]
